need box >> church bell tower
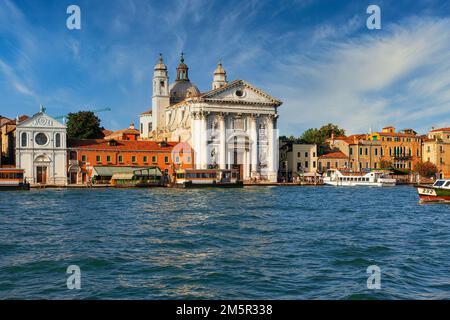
[152,54,170,132]
[212,60,227,90]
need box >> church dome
[169,81,200,103]
[169,53,200,103]
[214,61,226,75]
[154,54,167,71]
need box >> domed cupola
[154,53,167,71]
[212,60,227,90]
[169,53,200,104]
[176,52,189,81]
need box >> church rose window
[35,133,48,146]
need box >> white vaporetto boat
[323,169,397,187]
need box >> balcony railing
[69,160,79,166]
[393,155,412,161]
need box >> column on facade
[267,115,278,182]
[191,112,202,169]
[200,113,208,169]
[218,113,226,169]
[249,114,258,177]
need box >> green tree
[300,124,345,145]
[319,123,346,140]
[414,161,438,178]
[67,111,104,139]
[379,159,393,169]
[300,128,323,144]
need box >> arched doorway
[227,133,252,180]
[34,155,51,184]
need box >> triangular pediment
[201,80,282,106]
[18,112,66,129]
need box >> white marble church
[140,54,282,182]
[15,107,68,186]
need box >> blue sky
[1,0,450,136]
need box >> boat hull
[0,183,30,191]
[416,185,450,203]
[176,181,244,188]
[323,181,396,187]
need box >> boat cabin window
[433,180,446,187]
[0,172,23,179]
[176,173,185,179]
[445,181,450,187]
[186,172,217,179]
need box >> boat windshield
[433,180,446,187]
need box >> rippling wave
[0,186,449,299]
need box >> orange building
[67,139,194,184]
[318,151,349,171]
[368,127,422,170]
[104,123,140,141]
[423,127,450,178]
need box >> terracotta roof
[333,134,367,144]
[102,129,113,136]
[376,132,419,138]
[141,109,152,115]
[68,139,191,152]
[107,128,140,136]
[430,127,450,133]
[319,151,348,159]
[1,115,28,127]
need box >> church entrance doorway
[69,171,78,184]
[36,166,48,184]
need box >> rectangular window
[143,156,148,163]
[152,156,157,163]
[375,148,378,156]
[305,152,308,158]
[106,155,111,163]
[164,156,169,164]
[350,148,353,155]
[96,155,101,163]
[305,161,308,168]
[313,161,316,168]
[297,152,301,158]
[132,156,137,163]
[187,156,191,163]
[359,148,363,155]
[365,148,368,156]
[81,155,87,162]
[175,156,180,163]
[118,155,123,163]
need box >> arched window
[55,133,61,148]
[21,132,27,147]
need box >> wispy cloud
[273,16,450,135]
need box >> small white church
[140,54,282,182]
[15,107,67,186]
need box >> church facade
[15,107,68,186]
[140,54,282,182]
